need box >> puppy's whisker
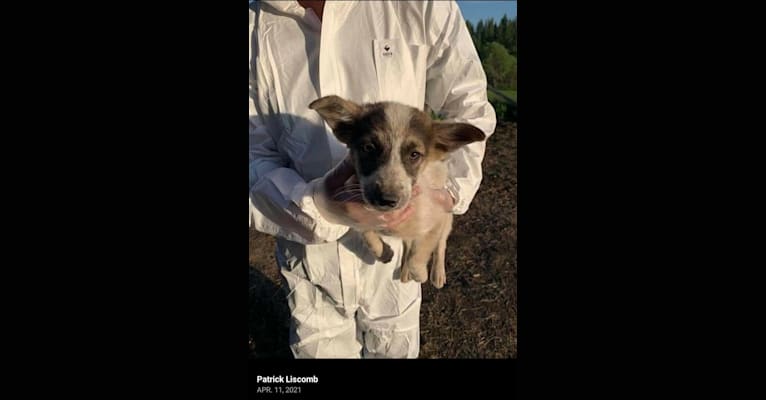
[337,193,365,202]
[344,194,364,202]
[332,189,363,200]
[334,187,363,195]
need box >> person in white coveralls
[249,0,496,358]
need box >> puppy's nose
[369,185,400,209]
[377,195,399,208]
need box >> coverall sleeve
[249,10,349,245]
[424,1,498,215]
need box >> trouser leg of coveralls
[276,234,421,359]
[282,277,361,359]
[277,238,361,358]
[356,254,422,358]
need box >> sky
[456,1,516,24]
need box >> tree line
[467,15,517,92]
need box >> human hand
[316,156,419,230]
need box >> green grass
[488,88,517,103]
[501,89,517,102]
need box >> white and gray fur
[310,95,485,288]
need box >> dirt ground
[249,121,517,358]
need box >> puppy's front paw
[400,267,411,283]
[377,242,394,263]
[408,264,428,283]
[430,268,446,289]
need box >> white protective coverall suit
[249,0,496,358]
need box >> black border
[20,0,727,397]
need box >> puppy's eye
[410,151,422,161]
[362,143,376,153]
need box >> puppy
[310,95,485,288]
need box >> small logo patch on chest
[382,44,393,57]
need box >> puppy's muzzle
[366,184,403,210]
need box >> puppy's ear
[432,122,486,153]
[309,95,362,143]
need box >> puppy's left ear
[433,122,486,153]
[309,95,361,130]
